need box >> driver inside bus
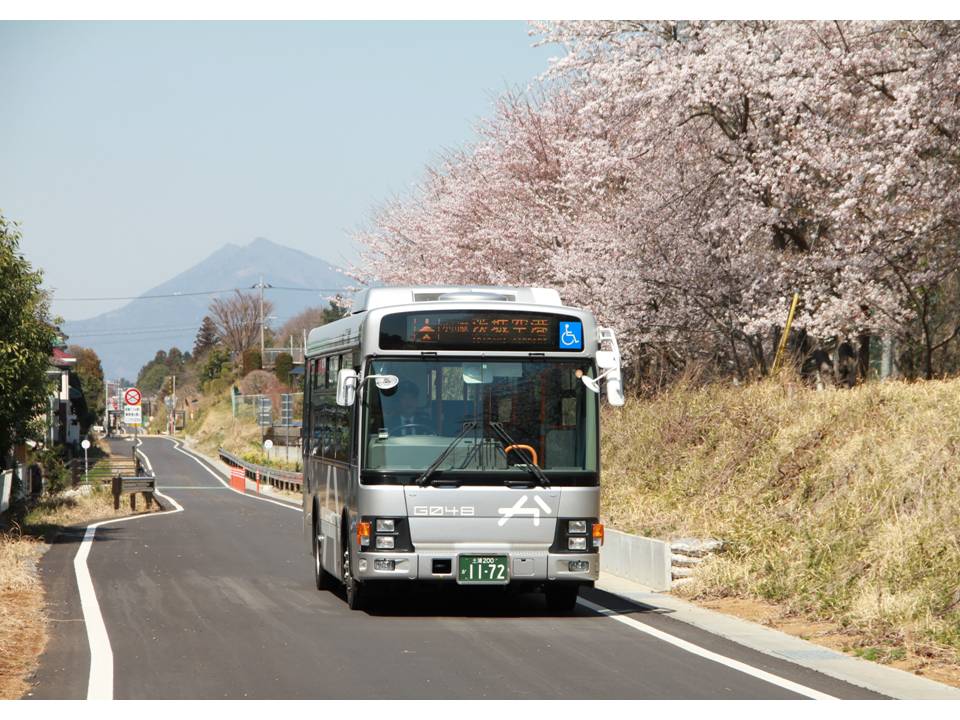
[390,380,433,436]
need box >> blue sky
[0,21,557,320]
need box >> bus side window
[333,352,354,462]
[310,357,328,457]
[303,359,313,462]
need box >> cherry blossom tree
[355,21,960,382]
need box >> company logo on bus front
[412,505,476,517]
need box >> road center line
[576,597,836,700]
[76,441,183,700]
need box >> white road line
[163,437,302,513]
[76,441,183,700]
[576,597,837,700]
[155,486,228,490]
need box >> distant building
[47,345,82,449]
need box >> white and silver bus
[301,286,624,610]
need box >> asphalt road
[28,436,884,699]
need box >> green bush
[274,352,293,385]
[241,349,262,375]
[34,446,68,495]
[202,346,232,383]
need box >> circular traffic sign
[263,439,274,450]
[81,439,91,450]
[124,388,142,406]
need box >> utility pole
[167,375,177,435]
[253,275,272,360]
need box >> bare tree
[208,290,272,357]
[276,300,348,346]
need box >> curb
[596,572,960,700]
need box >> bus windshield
[362,358,598,479]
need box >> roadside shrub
[239,370,278,396]
[32,447,68,495]
[274,352,293,385]
[241,349,262,375]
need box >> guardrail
[217,448,303,492]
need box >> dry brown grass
[601,373,960,667]
[186,387,263,459]
[0,532,46,699]
[0,483,159,698]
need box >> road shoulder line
[596,572,960,700]
[577,597,835,699]
[74,442,183,700]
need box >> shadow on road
[331,582,675,620]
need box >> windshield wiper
[488,421,551,488]
[416,421,477,487]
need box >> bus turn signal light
[592,523,604,547]
[357,521,371,547]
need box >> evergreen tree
[193,315,219,357]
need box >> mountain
[62,238,352,380]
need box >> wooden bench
[112,475,156,510]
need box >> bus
[301,286,625,611]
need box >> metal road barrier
[218,448,303,492]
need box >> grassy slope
[185,388,262,459]
[601,374,960,660]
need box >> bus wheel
[342,540,365,610]
[544,583,579,612]
[313,523,332,591]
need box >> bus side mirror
[587,327,626,407]
[336,369,358,406]
[596,350,617,370]
[605,369,625,407]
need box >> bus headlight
[568,537,587,551]
[376,519,396,533]
[568,520,587,534]
[376,536,395,550]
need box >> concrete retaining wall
[600,528,672,591]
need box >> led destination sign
[379,311,584,352]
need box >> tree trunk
[857,334,871,383]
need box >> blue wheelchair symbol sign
[559,321,583,350]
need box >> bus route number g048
[458,555,509,584]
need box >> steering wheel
[392,423,437,436]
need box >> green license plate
[457,555,509,584]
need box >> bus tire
[342,530,365,611]
[544,583,579,612]
[313,520,333,591]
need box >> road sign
[281,393,292,426]
[124,404,142,426]
[124,387,142,406]
[81,439,91,450]
[109,397,120,412]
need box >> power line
[54,286,352,301]
[65,314,301,339]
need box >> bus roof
[351,286,563,313]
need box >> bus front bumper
[354,550,599,583]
